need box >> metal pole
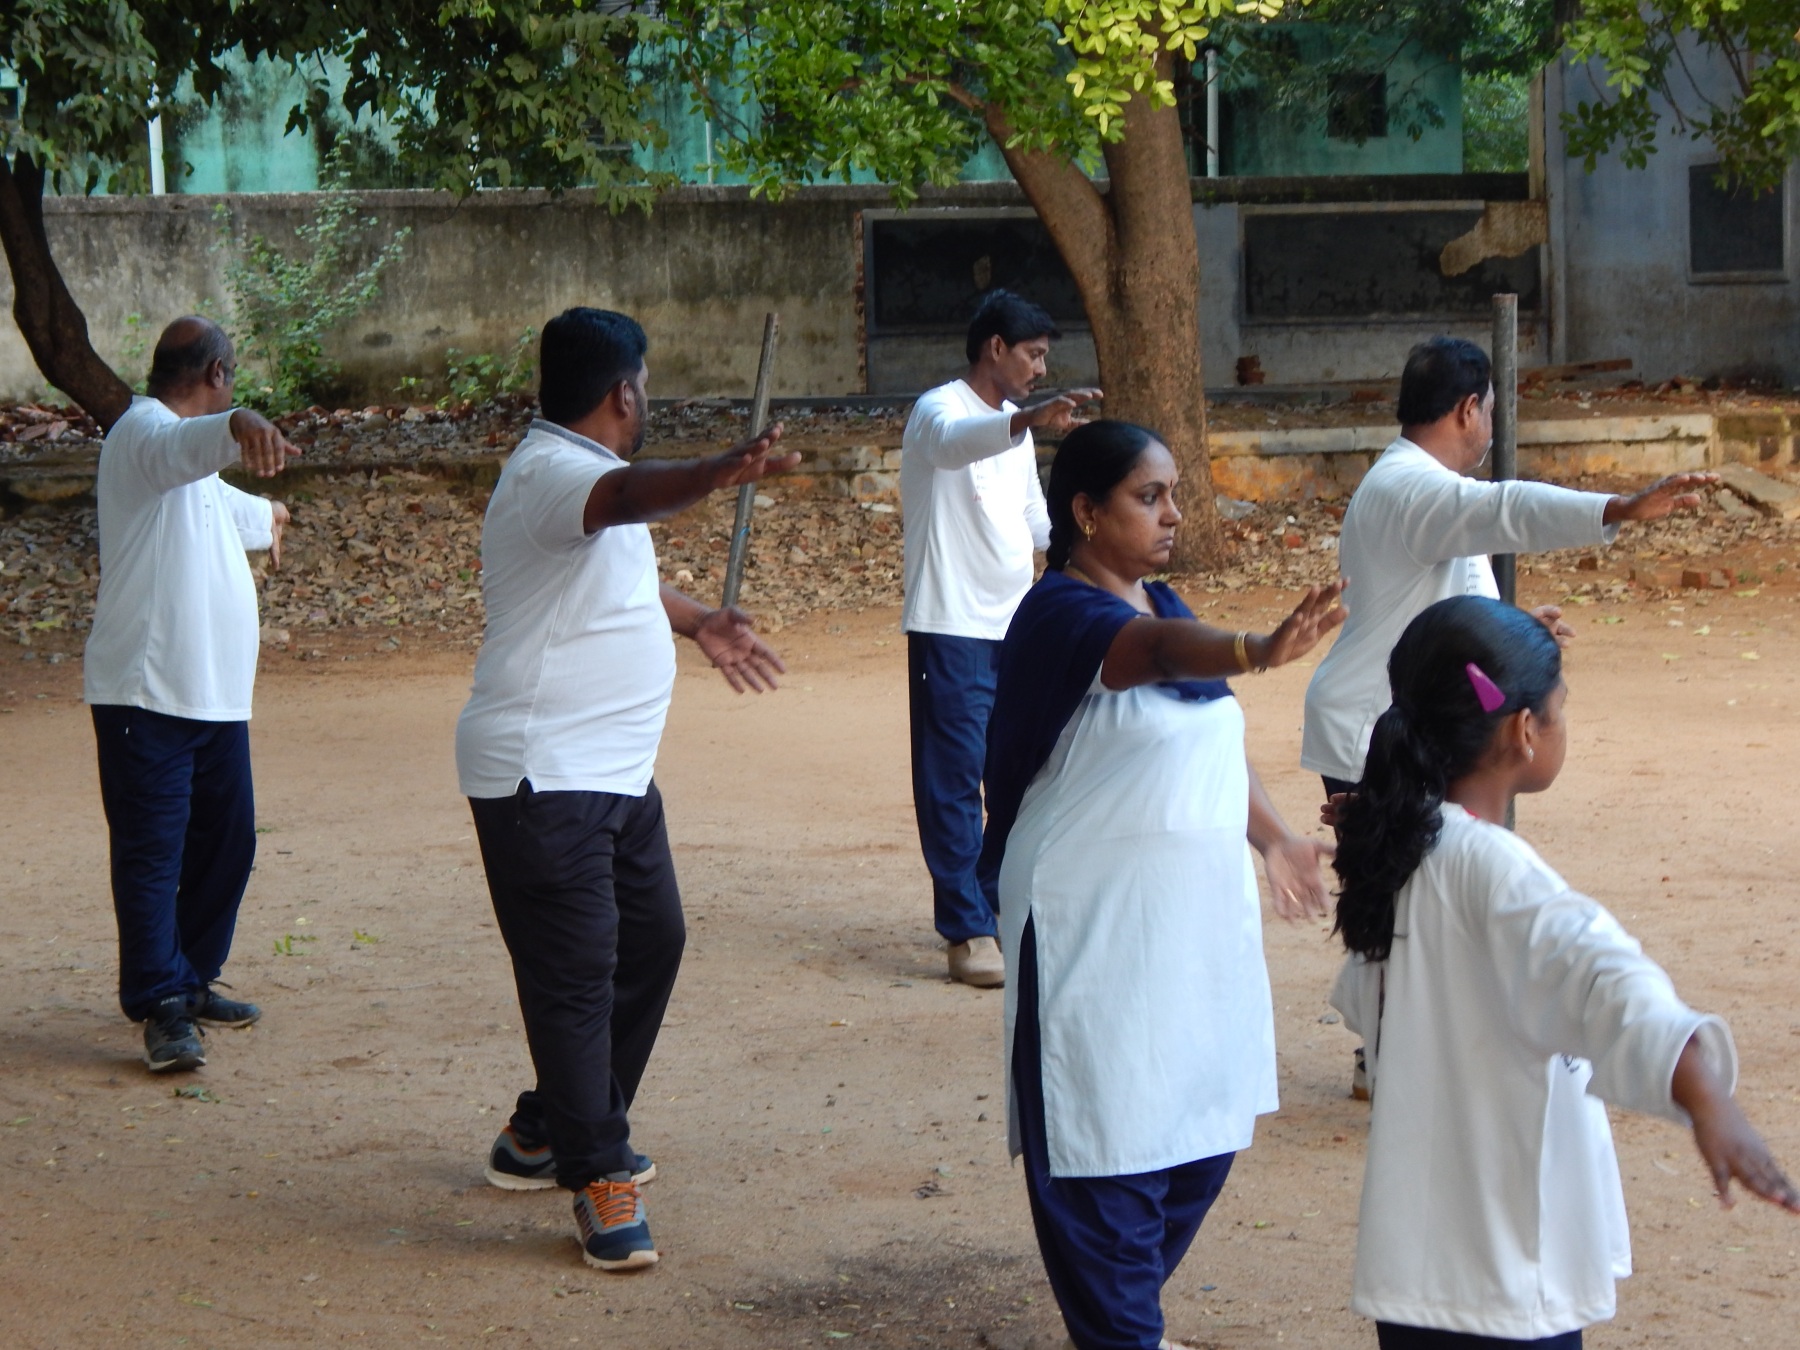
[1490,293,1518,607]
[721,311,780,609]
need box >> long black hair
[1333,596,1562,960]
[1044,419,1161,570]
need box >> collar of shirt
[529,418,625,465]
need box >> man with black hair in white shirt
[85,316,296,1074]
[458,307,796,1273]
[1305,334,1715,1097]
[901,290,1100,989]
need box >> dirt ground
[4,573,1800,1350]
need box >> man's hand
[229,408,299,479]
[1012,388,1102,438]
[707,422,801,491]
[1603,472,1718,525]
[692,605,786,693]
[1530,604,1574,648]
[269,501,290,571]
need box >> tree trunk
[0,154,133,432]
[987,52,1223,570]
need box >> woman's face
[1075,441,1182,577]
[1519,678,1569,793]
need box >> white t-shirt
[900,379,1050,640]
[455,421,675,799]
[1302,438,1616,782]
[1332,805,1735,1339]
[84,396,274,722]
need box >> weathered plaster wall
[1544,52,1798,384]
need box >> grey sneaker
[143,995,206,1072]
[484,1125,657,1191]
[190,985,261,1028]
[573,1174,657,1271]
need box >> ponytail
[1333,596,1562,960]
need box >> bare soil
[4,563,1800,1349]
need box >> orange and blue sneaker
[573,1174,657,1271]
[484,1125,656,1191]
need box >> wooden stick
[722,312,779,609]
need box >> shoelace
[585,1179,640,1229]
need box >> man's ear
[610,378,636,419]
[205,358,229,389]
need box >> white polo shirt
[900,379,1050,640]
[84,396,274,722]
[455,420,675,799]
[1301,438,1616,783]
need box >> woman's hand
[1259,833,1334,922]
[1252,580,1347,671]
[1319,791,1354,831]
[1673,1038,1800,1213]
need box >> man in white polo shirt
[457,308,794,1273]
[85,316,295,1074]
[902,289,1099,988]
[1304,335,1714,1096]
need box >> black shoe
[143,996,206,1072]
[189,985,261,1028]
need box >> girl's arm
[1246,759,1332,922]
[1670,1036,1800,1213]
[1098,580,1345,691]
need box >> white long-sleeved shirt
[1332,805,1735,1339]
[84,396,274,721]
[900,379,1050,639]
[1301,438,1617,781]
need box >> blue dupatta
[980,569,1230,882]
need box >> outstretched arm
[660,585,786,694]
[583,424,797,534]
[1098,580,1346,690]
[1671,1036,1800,1214]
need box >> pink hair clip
[1465,662,1506,713]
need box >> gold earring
[1080,522,1095,540]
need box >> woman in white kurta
[981,420,1345,1350]
[1330,595,1799,1350]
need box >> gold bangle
[1234,631,1252,674]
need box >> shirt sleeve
[1024,440,1050,551]
[516,448,619,553]
[122,409,243,495]
[220,483,275,551]
[1395,472,1618,567]
[1480,847,1737,1124]
[908,394,1026,471]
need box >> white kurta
[1000,682,1277,1178]
[1332,805,1735,1338]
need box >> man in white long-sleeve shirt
[1304,336,1712,797]
[901,290,1098,987]
[85,317,296,1073]
[1306,336,1711,1098]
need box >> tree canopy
[1561,0,1800,191]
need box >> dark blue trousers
[91,705,257,1022]
[907,632,1001,943]
[1376,1325,1581,1349]
[1014,917,1235,1350]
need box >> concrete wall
[1545,51,1798,383]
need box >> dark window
[1327,73,1388,140]
[1689,165,1786,276]
[864,215,1087,333]
[1243,209,1541,320]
